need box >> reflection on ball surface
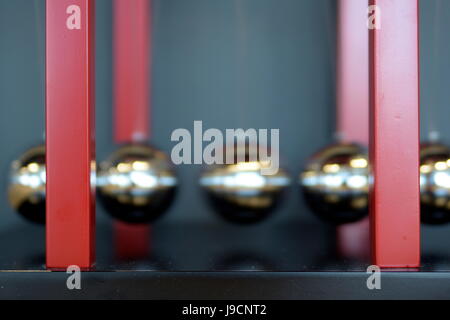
[8,145,46,224]
[420,143,450,225]
[97,144,177,224]
[300,143,369,225]
[200,145,291,224]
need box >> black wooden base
[1,220,450,299]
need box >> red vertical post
[113,0,151,259]
[337,0,369,145]
[369,0,420,268]
[335,0,370,260]
[46,0,95,269]
[115,223,151,261]
[114,0,150,143]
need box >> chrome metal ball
[97,144,177,224]
[8,145,46,224]
[300,143,369,225]
[420,143,450,225]
[200,145,291,224]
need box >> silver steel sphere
[200,145,291,224]
[300,143,369,224]
[8,145,46,224]
[420,143,450,225]
[97,144,177,224]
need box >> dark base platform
[2,272,450,300]
[1,221,450,299]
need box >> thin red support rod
[114,0,151,143]
[115,223,152,261]
[369,0,420,268]
[335,0,370,261]
[113,0,152,258]
[46,0,95,269]
[337,0,369,145]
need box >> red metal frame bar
[114,0,151,143]
[337,0,369,145]
[115,223,151,261]
[369,0,420,268]
[335,0,370,260]
[336,219,370,260]
[113,0,152,257]
[46,0,95,269]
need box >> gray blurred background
[0,0,449,233]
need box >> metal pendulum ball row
[7,145,292,225]
[300,143,450,226]
[10,146,450,227]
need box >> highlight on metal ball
[200,144,291,224]
[420,143,450,225]
[97,144,178,224]
[8,145,46,224]
[300,143,369,225]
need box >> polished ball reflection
[420,143,450,225]
[300,143,369,225]
[8,145,46,224]
[97,144,177,224]
[200,145,291,224]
